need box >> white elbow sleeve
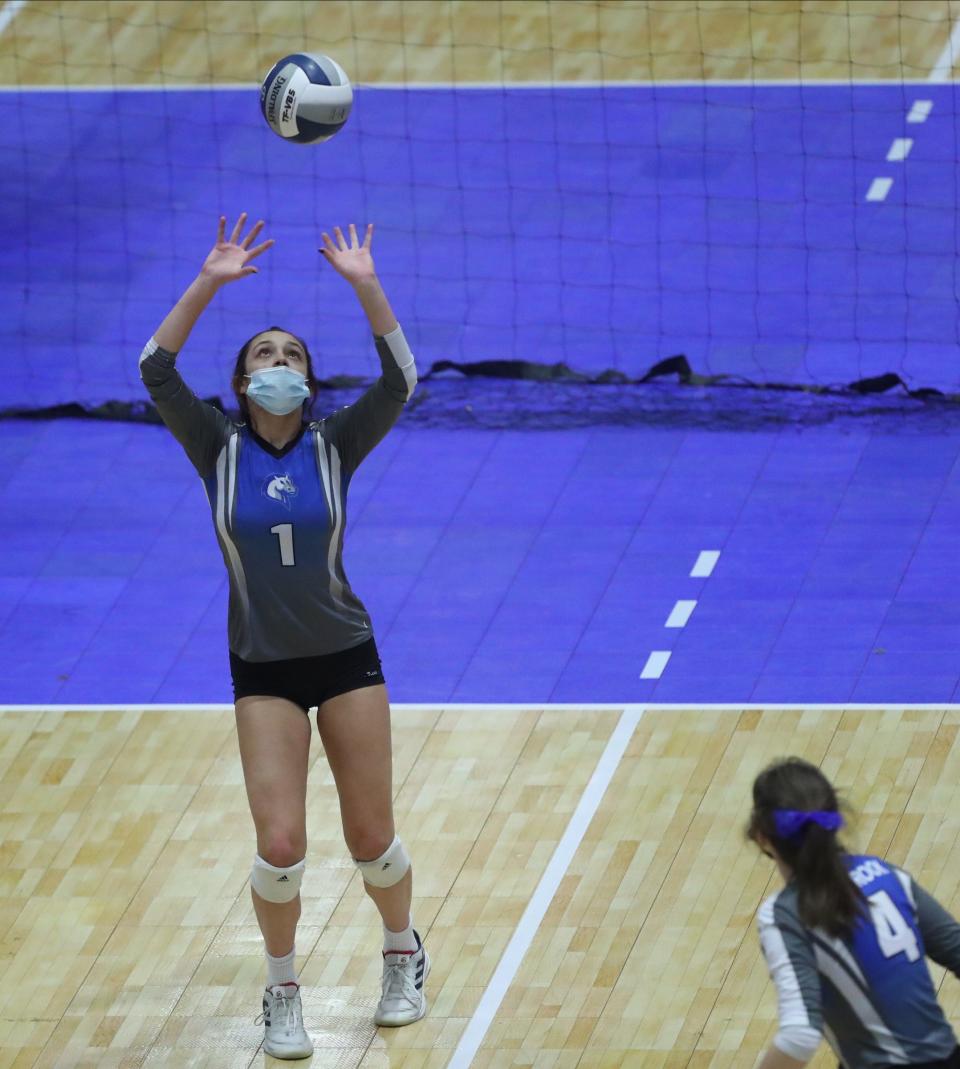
[139,336,178,377]
[774,1026,820,1062]
[380,325,417,400]
[139,336,160,369]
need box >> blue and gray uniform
[759,853,960,1067]
[140,328,416,661]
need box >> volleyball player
[140,214,426,1059]
[749,757,960,1069]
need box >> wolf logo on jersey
[264,474,298,510]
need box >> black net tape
[2,357,957,432]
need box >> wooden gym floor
[3,704,960,1067]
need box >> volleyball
[259,53,352,144]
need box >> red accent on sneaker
[382,948,417,959]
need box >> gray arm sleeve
[322,324,417,474]
[912,878,960,976]
[758,897,823,1061]
[139,337,233,478]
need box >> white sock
[383,917,417,955]
[266,946,298,987]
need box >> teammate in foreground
[140,214,427,1058]
[749,757,960,1069]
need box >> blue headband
[774,809,844,840]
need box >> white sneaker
[256,982,314,1059]
[374,930,430,1027]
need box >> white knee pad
[355,835,410,888]
[251,854,305,904]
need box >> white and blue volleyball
[260,53,353,144]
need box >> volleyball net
[3,1,959,427]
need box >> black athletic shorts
[229,637,385,713]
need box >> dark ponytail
[748,758,865,938]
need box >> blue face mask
[245,365,311,416]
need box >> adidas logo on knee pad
[251,855,304,903]
[355,836,410,888]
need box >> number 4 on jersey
[271,523,296,567]
[868,890,920,962]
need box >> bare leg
[316,684,412,931]
[235,696,312,957]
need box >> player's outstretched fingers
[348,223,359,248]
[229,212,248,245]
[333,226,348,251]
[363,223,373,248]
[319,232,337,259]
[217,215,226,244]
[245,238,275,263]
[241,220,265,250]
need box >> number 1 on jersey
[270,523,296,567]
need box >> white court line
[0,704,238,712]
[866,177,893,202]
[3,703,959,713]
[665,599,697,628]
[690,550,720,578]
[908,100,933,123]
[446,704,643,1069]
[0,0,26,36]
[0,702,634,714]
[886,137,913,161]
[929,18,960,82]
[0,78,954,93]
[640,651,671,679]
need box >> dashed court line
[640,650,671,679]
[865,15,957,201]
[865,177,893,202]
[637,551,720,681]
[886,137,913,161]
[691,550,720,578]
[665,599,697,628]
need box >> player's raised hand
[320,224,376,285]
[201,213,275,284]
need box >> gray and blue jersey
[140,328,416,661]
[759,854,960,1068]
